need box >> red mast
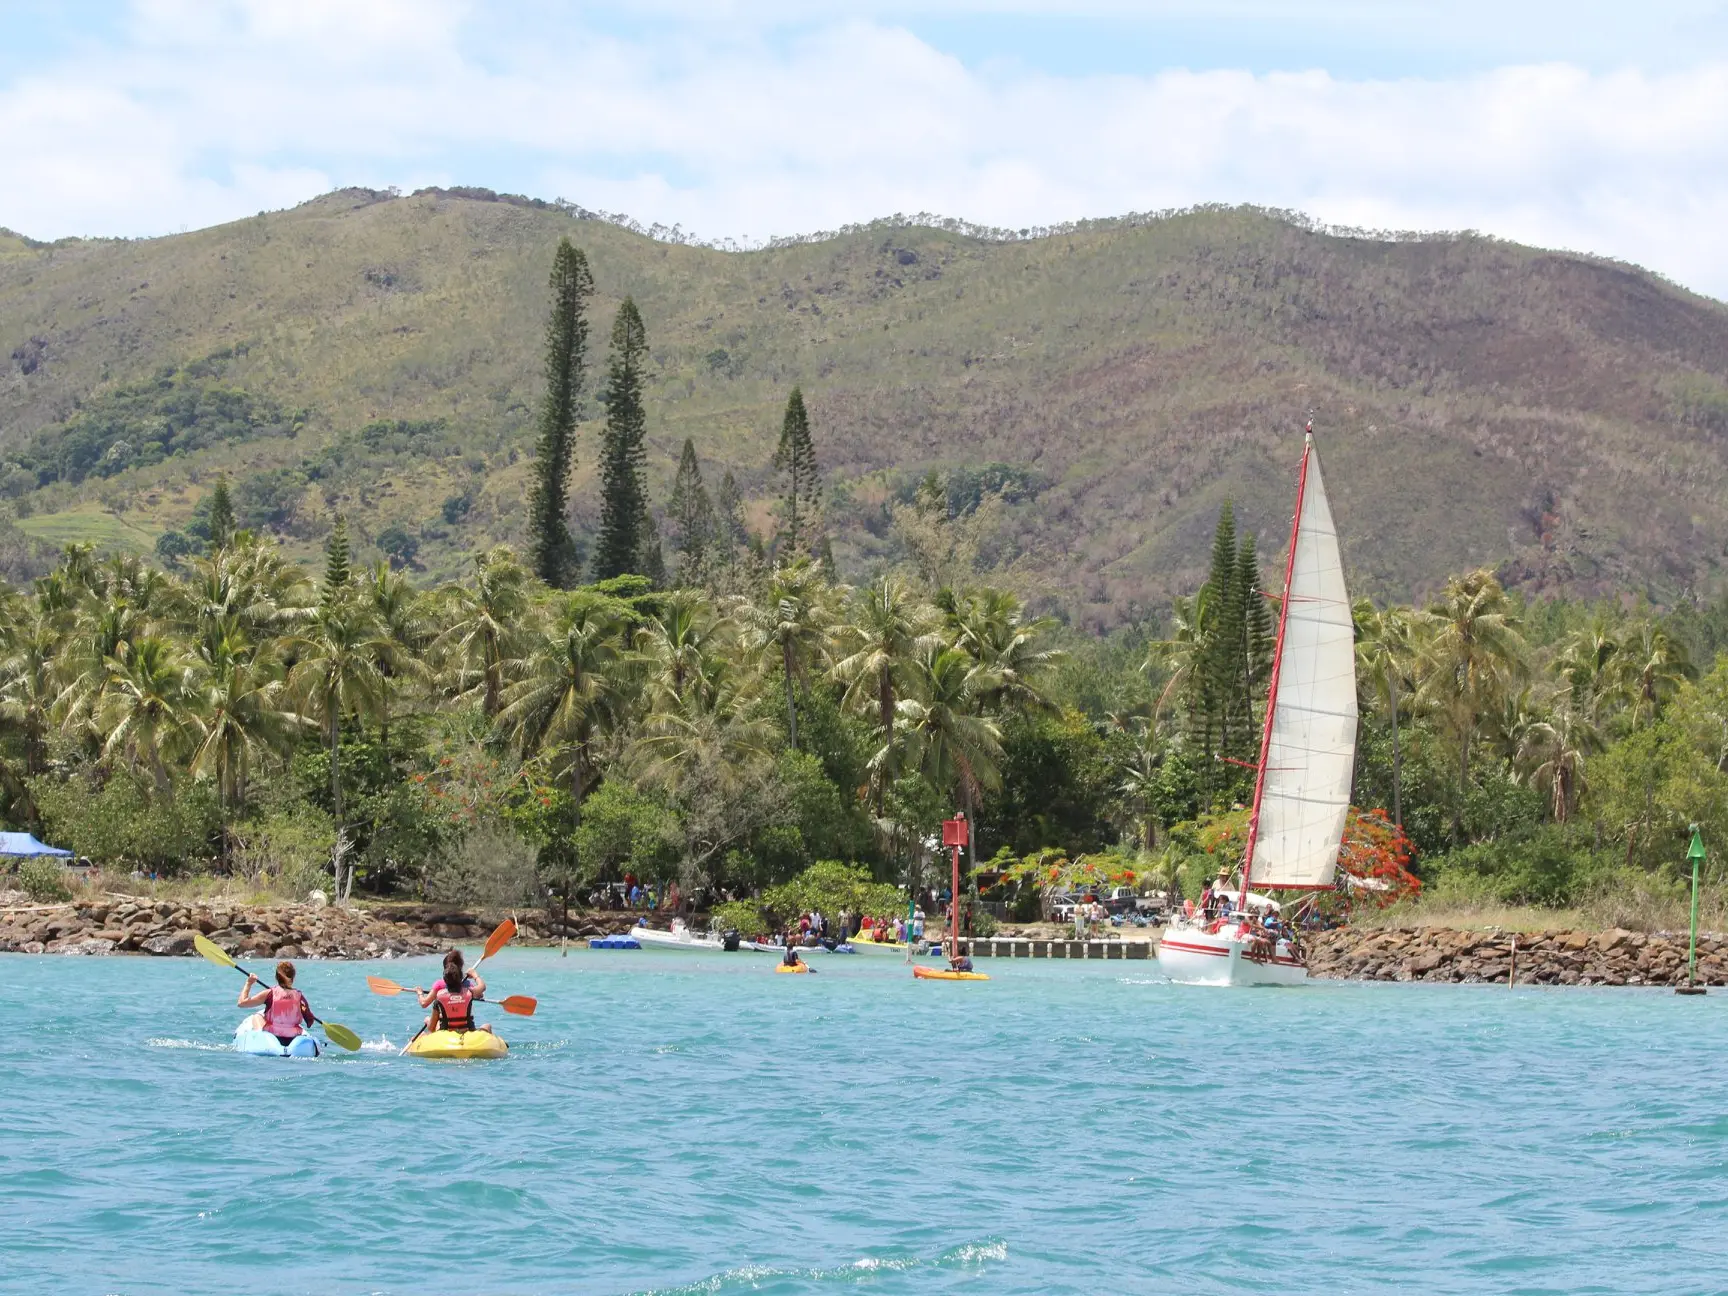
[1238,428,1314,913]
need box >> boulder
[142,930,198,956]
[274,943,305,959]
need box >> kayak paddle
[366,976,537,1016]
[399,918,523,1053]
[193,933,361,1052]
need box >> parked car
[1045,892,1081,921]
[1102,886,1141,916]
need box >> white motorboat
[1158,426,1359,988]
[631,919,725,951]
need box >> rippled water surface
[5,948,1728,1294]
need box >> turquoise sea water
[5,949,1728,1295]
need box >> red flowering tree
[1335,807,1421,909]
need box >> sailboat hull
[1157,922,1308,987]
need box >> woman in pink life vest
[237,960,315,1045]
[416,949,492,1036]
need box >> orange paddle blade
[498,995,537,1016]
[480,918,517,963]
[366,976,407,996]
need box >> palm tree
[1555,615,1624,728]
[949,586,1062,717]
[433,546,531,718]
[641,590,734,715]
[733,559,832,751]
[1619,619,1692,730]
[0,604,62,776]
[1117,717,1166,852]
[363,560,433,743]
[831,577,940,804]
[1414,569,1528,845]
[888,645,1004,876]
[287,594,393,897]
[1354,598,1424,828]
[97,635,201,796]
[495,597,630,822]
[188,634,301,865]
[1516,703,1599,823]
[1145,590,1211,720]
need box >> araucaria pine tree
[772,387,822,560]
[591,298,651,581]
[526,238,593,589]
[322,515,353,604]
[667,438,717,583]
[714,470,748,554]
[207,475,236,550]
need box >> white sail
[1247,436,1358,890]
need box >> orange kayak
[775,963,810,974]
[914,965,990,981]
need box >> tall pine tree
[591,298,651,581]
[667,437,716,583]
[1236,533,1275,739]
[714,470,748,554]
[322,515,353,605]
[526,238,593,589]
[208,475,236,550]
[1190,501,1240,781]
[772,387,822,560]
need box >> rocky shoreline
[1305,924,1728,987]
[0,895,645,959]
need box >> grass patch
[15,507,161,555]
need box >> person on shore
[418,952,492,1035]
[237,960,315,1046]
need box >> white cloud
[3,1,1728,298]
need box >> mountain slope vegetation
[4,188,1728,623]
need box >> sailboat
[1157,426,1358,987]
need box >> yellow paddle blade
[320,1021,362,1052]
[366,975,407,996]
[193,933,237,970]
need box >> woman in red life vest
[237,960,315,1045]
[416,950,492,1036]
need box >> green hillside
[4,187,1728,623]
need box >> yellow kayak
[775,963,811,974]
[406,1029,509,1059]
[913,965,990,981]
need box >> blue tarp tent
[0,832,72,858]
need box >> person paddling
[417,951,493,1036]
[780,939,804,970]
[237,960,315,1046]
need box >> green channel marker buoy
[1678,824,1707,996]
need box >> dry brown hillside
[3,189,1727,624]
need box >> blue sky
[4,1,1728,296]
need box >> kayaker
[417,957,493,1036]
[949,951,975,973]
[237,960,315,1045]
[781,941,804,970]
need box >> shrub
[424,821,540,908]
[18,858,72,903]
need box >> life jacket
[264,986,307,1040]
[433,983,475,1033]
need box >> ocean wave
[630,1239,1007,1294]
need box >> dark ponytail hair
[444,964,464,993]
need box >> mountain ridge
[3,187,1728,625]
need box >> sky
[3,0,1728,297]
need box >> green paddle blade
[193,932,237,969]
[321,1021,362,1052]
